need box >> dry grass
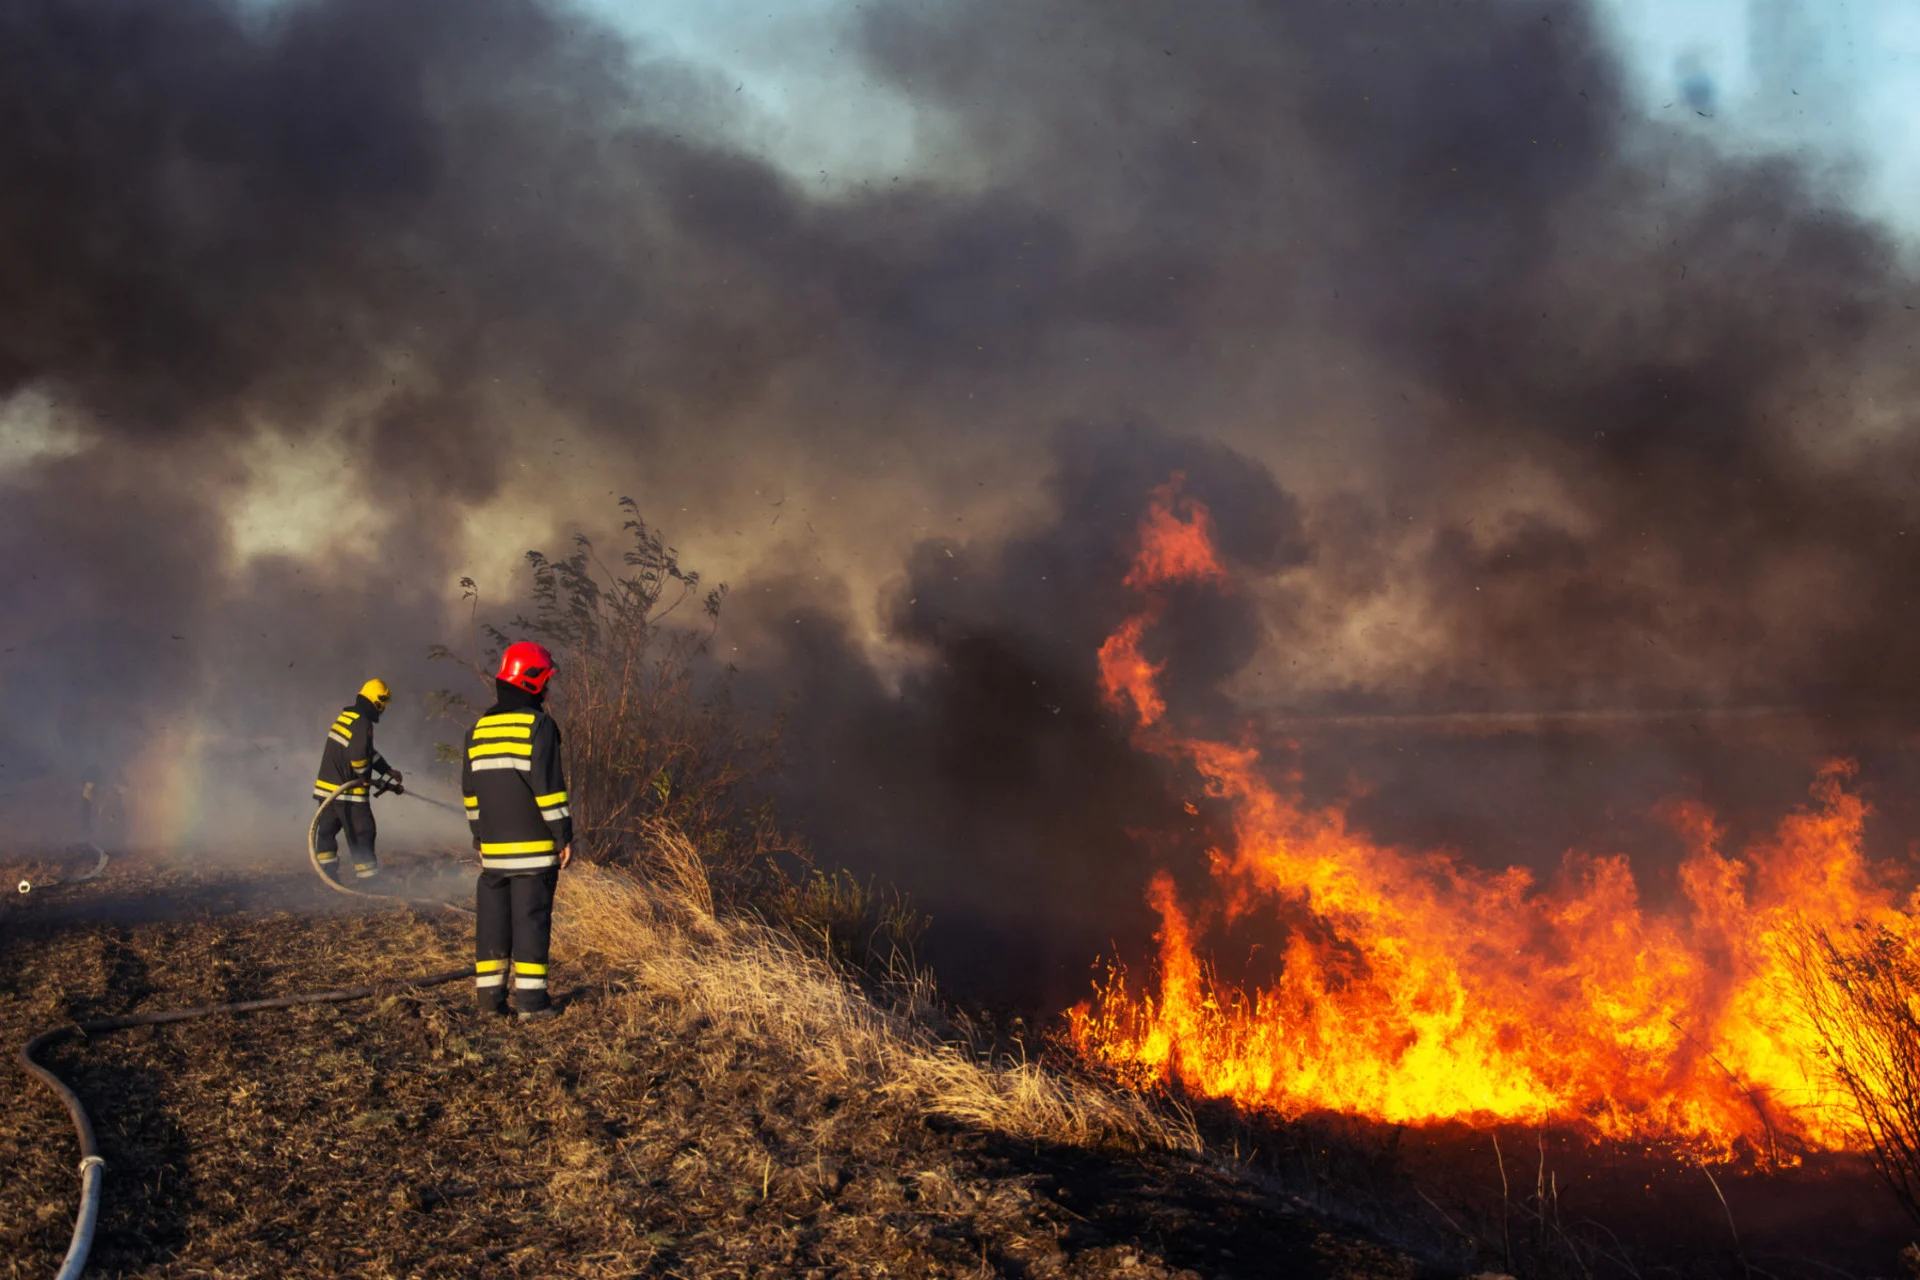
[560,833,1201,1157]
[0,854,1420,1279]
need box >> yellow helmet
[359,678,392,709]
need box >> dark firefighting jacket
[460,682,572,873]
[313,695,396,804]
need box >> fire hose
[305,775,475,916]
[16,843,110,896]
[21,778,475,1278]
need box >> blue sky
[585,0,1920,236]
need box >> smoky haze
[4,0,1919,999]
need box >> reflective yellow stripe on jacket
[468,713,536,772]
[328,710,360,747]
[312,776,370,802]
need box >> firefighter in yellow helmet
[312,679,403,881]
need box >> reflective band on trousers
[475,959,507,988]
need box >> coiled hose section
[305,778,475,917]
[17,843,110,895]
[20,785,473,1277]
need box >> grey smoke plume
[4,0,1918,995]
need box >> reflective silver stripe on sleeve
[539,806,570,821]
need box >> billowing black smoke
[4,0,1918,992]
[730,0,1920,991]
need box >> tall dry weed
[1783,920,1920,1220]
[431,498,797,903]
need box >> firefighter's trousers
[314,802,379,880]
[475,868,557,1013]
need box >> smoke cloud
[6,0,1920,997]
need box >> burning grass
[1075,478,1920,1162]
[1783,921,1920,1221]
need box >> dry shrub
[1783,921,1920,1220]
[432,498,796,904]
[558,854,1200,1155]
[766,867,931,978]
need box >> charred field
[0,847,1426,1280]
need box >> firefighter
[462,641,572,1021]
[312,678,403,881]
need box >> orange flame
[1077,481,1917,1154]
[1094,476,1226,728]
[1123,473,1227,592]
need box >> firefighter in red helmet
[461,641,572,1020]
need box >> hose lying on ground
[19,779,477,1277]
[21,966,470,1280]
[17,843,110,895]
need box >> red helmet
[497,641,556,695]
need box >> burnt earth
[0,852,1420,1279]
